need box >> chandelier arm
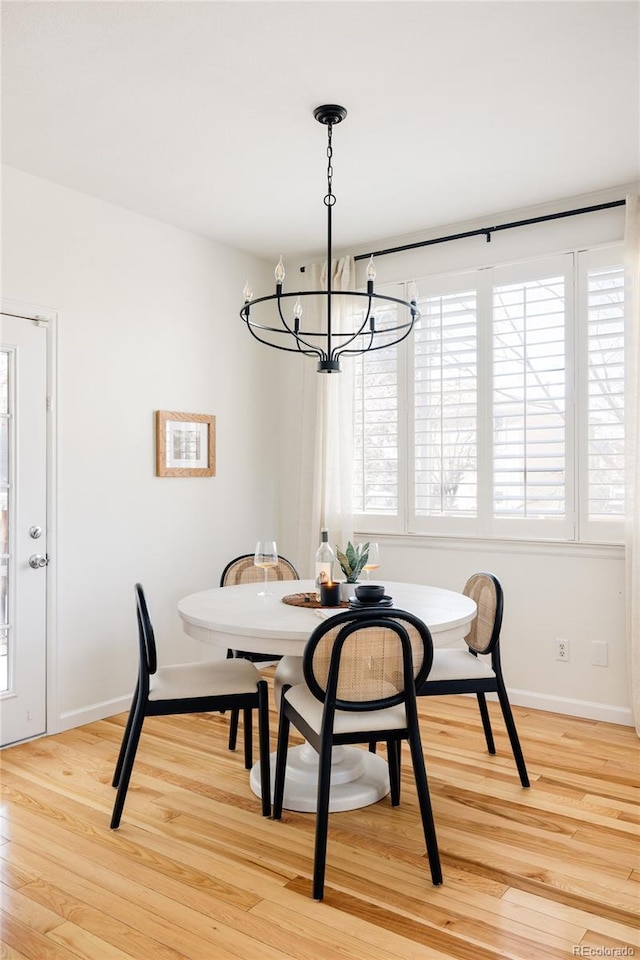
[333,331,374,362]
[274,288,299,338]
[336,321,418,358]
[327,296,375,362]
[330,291,420,361]
[247,327,324,358]
[275,294,327,360]
[241,307,324,357]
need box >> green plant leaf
[351,543,369,579]
[335,548,352,578]
[335,541,369,581]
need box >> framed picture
[155,411,216,477]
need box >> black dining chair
[418,572,529,787]
[220,553,300,752]
[110,583,271,829]
[272,607,442,900]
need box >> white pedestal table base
[249,653,390,812]
[250,742,390,813]
[177,584,476,813]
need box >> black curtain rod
[299,198,626,271]
[353,198,626,262]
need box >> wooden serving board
[281,592,349,609]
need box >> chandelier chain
[324,123,336,208]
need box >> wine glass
[254,540,278,596]
[362,542,380,581]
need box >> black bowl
[354,584,385,604]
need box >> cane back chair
[419,572,529,787]
[220,553,300,751]
[110,583,271,829]
[273,607,442,900]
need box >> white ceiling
[2,1,638,261]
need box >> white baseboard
[56,695,131,733]
[52,689,635,734]
[507,689,634,726]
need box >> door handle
[28,554,49,569]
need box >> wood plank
[502,887,639,944]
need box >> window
[353,245,625,544]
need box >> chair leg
[312,737,333,901]
[112,687,139,788]
[257,680,271,817]
[387,739,401,806]
[110,705,145,830]
[243,708,253,770]
[273,708,291,820]
[496,683,530,788]
[228,708,240,751]
[220,649,234,716]
[407,729,442,886]
[476,692,496,754]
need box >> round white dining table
[178,579,476,813]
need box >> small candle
[320,581,341,607]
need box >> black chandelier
[240,104,420,373]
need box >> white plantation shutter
[579,248,625,541]
[352,291,402,526]
[353,346,398,516]
[411,281,478,532]
[492,257,573,538]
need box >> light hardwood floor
[1,677,638,960]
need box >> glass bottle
[314,528,335,601]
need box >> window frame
[353,242,625,546]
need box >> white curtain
[624,195,640,735]
[294,256,355,574]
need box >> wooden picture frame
[155,411,215,477]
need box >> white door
[1,313,48,746]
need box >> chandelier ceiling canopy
[240,105,420,373]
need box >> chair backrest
[462,572,503,655]
[134,583,157,682]
[302,608,433,712]
[219,554,300,587]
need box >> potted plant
[335,541,369,600]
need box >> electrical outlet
[555,638,570,661]
[592,641,608,666]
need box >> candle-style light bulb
[366,255,377,282]
[366,254,376,295]
[275,256,286,285]
[409,279,419,302]
[243,279,253,302]
[294,298,303,320]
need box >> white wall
[378,536,627,724]
[2,165,281,731]
[278,186,635,725]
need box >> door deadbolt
[29,525,43,539]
